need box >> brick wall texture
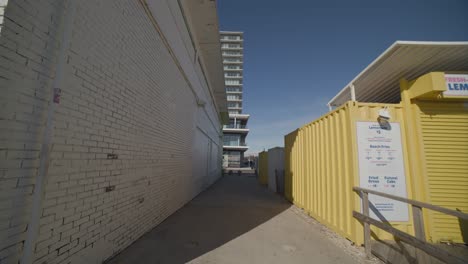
[0,1,223,263]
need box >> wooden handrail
[353,212,466,264]
[353,187,468,264]
[353,187,468,220]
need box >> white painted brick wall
[0,1,223,263]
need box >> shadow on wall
[459,209,468,243]
[105,174,291,264]
[284,129,299,203]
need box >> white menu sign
[356,122,409,222]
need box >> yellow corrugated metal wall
[401,72,468,243]
[284,102,415,244]
[258,151,268,185]
[415,100,468,243]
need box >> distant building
[220,31,250,168]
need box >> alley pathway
[107,174,368,264]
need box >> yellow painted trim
[407,71,468,100]
[407,72,446,99]
[401,78,432,240]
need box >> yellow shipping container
[285,102,414,245]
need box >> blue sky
[218,0,468,154]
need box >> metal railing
[353,186,468,264]
[223,124,247,129]
[223,142,247,147]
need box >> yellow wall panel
[416,100,468,243]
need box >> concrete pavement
[106,174,367,264]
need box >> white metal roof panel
[328,41,468,107]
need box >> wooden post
[362,191,371,258]
[412,205,428,263]
[412,205,425,241]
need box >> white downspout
[21,1,77,263]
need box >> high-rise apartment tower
[220,31,250,168]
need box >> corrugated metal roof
[328,41,468,107]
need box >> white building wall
[0,1,223,263]
[267,147,285,193]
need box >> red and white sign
[444,74,468,97]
